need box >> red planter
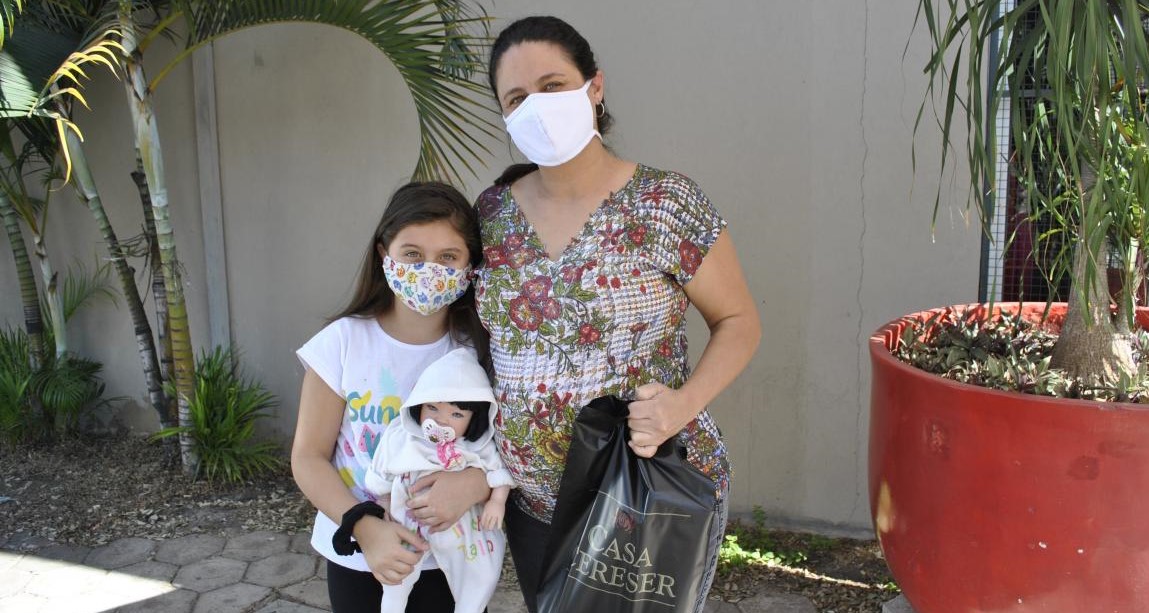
[869,303,1149,612]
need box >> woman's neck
[534,140,629,201]
[376,306,449,345]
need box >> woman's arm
[291,369,427,583]
[627,230,762,457]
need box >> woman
[475,15,762,613]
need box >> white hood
[399,348,497,447]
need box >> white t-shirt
[296,315,461,571]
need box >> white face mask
[382,255,471,316]
[504,80,600,167]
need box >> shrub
[0,327,34,444]
[0,326,106,444]
[154,346,282,482]
[894,309,1149,402]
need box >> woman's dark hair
[408,400,490,442]
[488,16,613,186]
[331,181,491,377]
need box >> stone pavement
[0,530,822,612]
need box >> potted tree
[870,2,1149,611]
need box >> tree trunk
[64,128,173,428]
[25,205,66,434]
[1113,239,1143,338]
[1051,237,1136,384]
[29,211,65,360]
[121,10,198,476]
[132,162,174,398]
[0,191,44,370]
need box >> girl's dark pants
[326,563,487,613]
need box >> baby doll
[364,348,513,613]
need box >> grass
[714,506,900,609]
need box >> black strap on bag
[538,395,717,613]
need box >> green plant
[0,326,33,443]
[714,517,899,600]
[0,369,31,442]
[719,533,808,569]
[894,308,1149,401]
[0,325,107,443]
[718,509,809,570]
[153,346,281,483]
[0,257,113,444]
[30,352,105,434]
[2,0,494,475]
[916,0,1149,388]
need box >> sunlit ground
[0,550,177,613]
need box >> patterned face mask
[382,255,471,316]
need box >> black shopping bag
[537,395,717,613]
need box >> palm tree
[0,1,37,367]
[0,3,171,426]
[1,0,494,473]
[0,123,47,371]
[916,0,1149,385]
[66,127,172,427]
[0,118,67,360]
[122,0,494,474]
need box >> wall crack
[850,0,871,524]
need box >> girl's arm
[407,432,510,533]
[626,230,762,457]
[406,468,491,533]
[291,369,427,584]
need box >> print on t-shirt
[339,366,403,498]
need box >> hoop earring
[596,101,607,118]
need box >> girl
[292,182,492,613]
[476,16,762,613]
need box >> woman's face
[377,219,470,268]
[494,41,602,117]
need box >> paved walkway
[0,529,825,612]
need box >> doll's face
[419,402,473,441]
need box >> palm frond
[0,12,123,181]
[0,325,31,377]
[916,0,1149,258]
[29,353,104,422]
[146,0,497,184]
[58,257,119,322]
[0,0,23,51]
[0,22,79,118]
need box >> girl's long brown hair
[330,181,491,378]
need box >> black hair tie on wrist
[332,501,388,555]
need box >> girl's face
[419,402,473,440]
[377,219,470,268]
[494,41,602,116]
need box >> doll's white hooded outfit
[364,348,513,613]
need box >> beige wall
[0,1,980,533]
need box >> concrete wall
[0,1,980,533]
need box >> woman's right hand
[354,515,428,585]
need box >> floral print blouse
[475,164,730,522]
